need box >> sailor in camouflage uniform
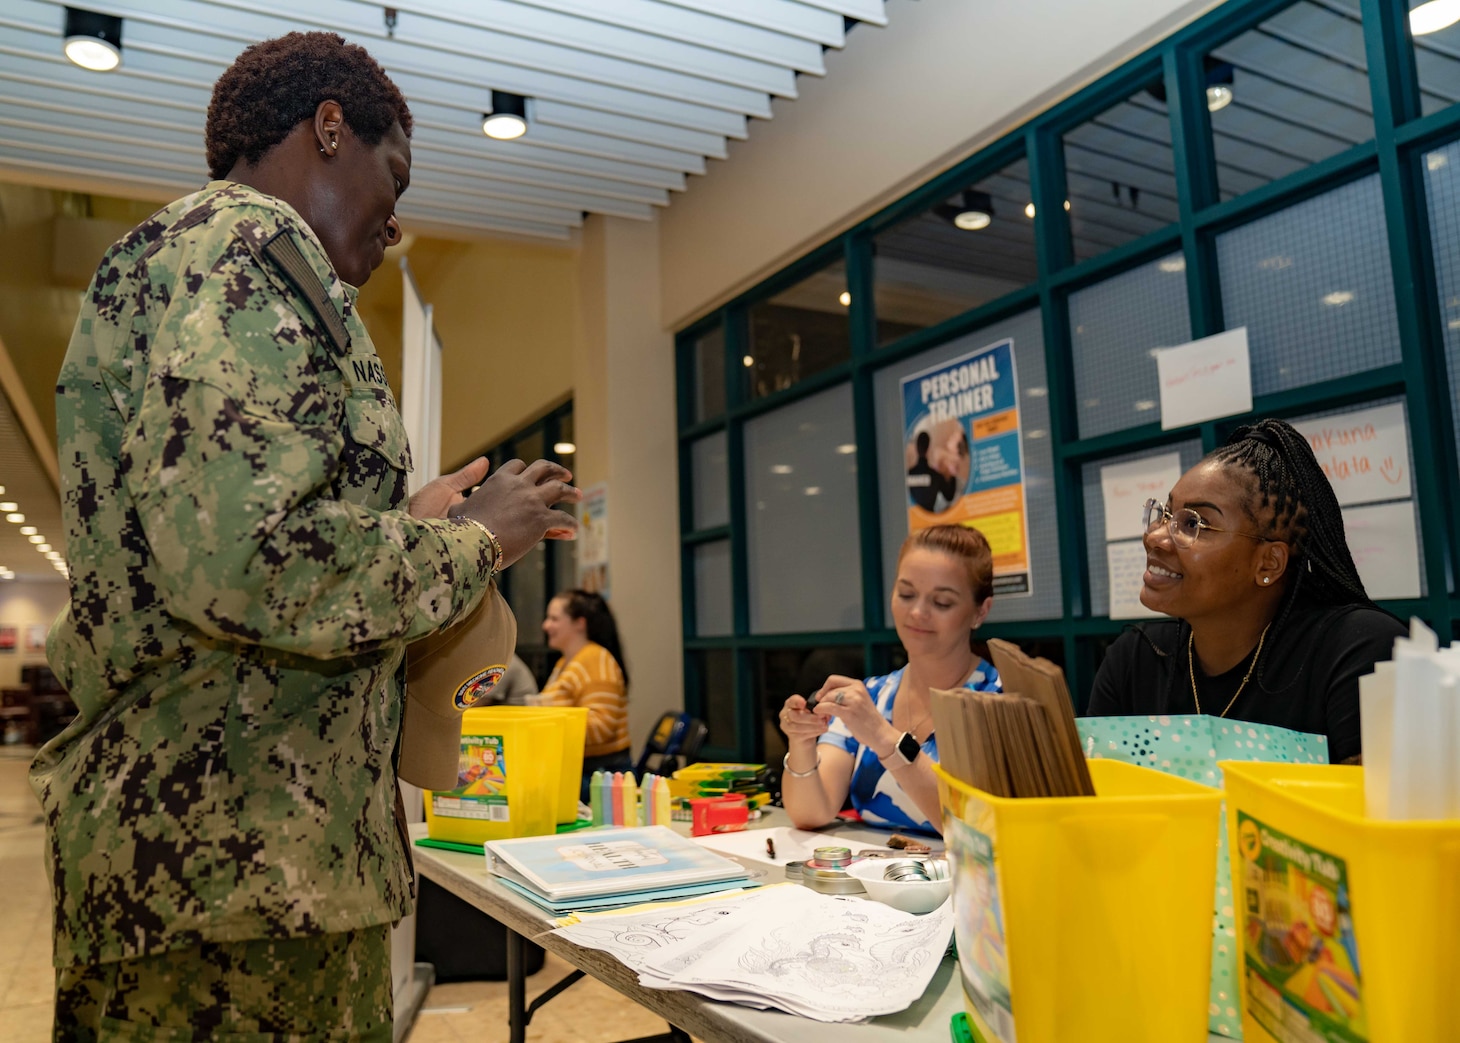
[33,32,577,1041]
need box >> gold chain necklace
[1188,624,1271,718]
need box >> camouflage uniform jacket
[32,181,495,968]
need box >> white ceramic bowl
[845,858,951,914]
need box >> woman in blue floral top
[779,525,1002,835]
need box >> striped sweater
[536,642,630,758]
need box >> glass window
[690,649,737,753]
[1082,441,1205,618]
[1062,83,1180,264]
[1409,0,1460,118]
[1206,1,1374,201]
[744,383,862,633]
[759,646,865,775]
[746,259,850,399]
[1424,137,1460,467]
[1069,254,1192,440]
[693,541,734,637]
[690,431,729,530]
[1217,174,1399,394]
[690,324,726,422]
[871,156,1037,345]
[505,542,547,649]
[872,309,1063,623]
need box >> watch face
[898,731,921,763]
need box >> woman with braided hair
[1086,418,1405,762]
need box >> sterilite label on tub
[947,818,1016,1043]
[1236,812,1365,1042]
[432,734,509,821]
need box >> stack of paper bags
[1076,714,1329,1039]
[1360,616,1460,820]
[930,638,1094,797]
[553,884,953,1022]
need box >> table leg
[506,927,525,1043]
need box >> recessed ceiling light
[1411,0,1460,35]
[5,513,23,524]
[1159,257,1187,273]
[1024,202,1036,219]
[553,442,576,455]
[1134,400,1157,411]
[835,444,856,455]
[482,91,529,140]
[838,291,851,307]
[1429,152,1449,171]
[0,502,16,512]
[803,486,822,496]
[1323,290,1356,306]
[46,551,61,560]
[29,535,45,545]
[771,465,793,475]
[63,8,124,72]
[37,544,52,553]
[1206,84,1234,112]
[937,189,994,232]
[18,526,36,535]
[1064,199,1072,211]
[742,355,754,368]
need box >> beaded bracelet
[453,515,504,577]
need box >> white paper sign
[1156,327,1253,430]
[1292,402,1411,507]
[1100,452,1184,541]
[1343,500,1422,600]
[1107,539,1161,619]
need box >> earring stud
[1262,577,1271,584]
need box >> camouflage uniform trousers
[53,926,393,1042]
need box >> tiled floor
[0,746,683,1043]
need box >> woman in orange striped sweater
[536,589,632,800]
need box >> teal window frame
[677,0,1460,762]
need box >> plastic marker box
[935,759,1221,1043]
[1221,761,1460,1043]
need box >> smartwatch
[879,731,922,768]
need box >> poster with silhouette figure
[900,337,1031,596]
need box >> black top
[1086,603,1406,763]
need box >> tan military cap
[399,583,517,790]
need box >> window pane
[1217,174,1399,393]
[505,541,547,649]
[515,428,544,464]
[691,431,729,530]
[1070,254,1192,439]
[1082,441,1204,617]
[552,505,578,591]
[746,260,849,399]
[744,383,862,633]
[1207,1,1373,201]
[872,156,1037,345]
[1063,83,1179,264]
[691,324,726,422]
[873,309,1063,622]
[691,649,737,753]
[1425,137,1460,470]
[693,540,733,637]
[759,646,865,779]
[1409,0,1460,119]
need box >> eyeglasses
[1142,498,1274,549]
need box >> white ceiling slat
[495,0,827,74]
[377,0,806,95]
[654,0,846,47]
[789,0,888,28]
[4,0,894,242]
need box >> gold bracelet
[454,516,504,577]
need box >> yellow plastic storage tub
[497,705,587,824]
[935,758,1222,1043]
[1221,761,1460,1043]
[422,707,563,845]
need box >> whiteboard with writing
[1107,539,1161,619]
[1156,328,1253,430]
[1343,500,1421,600]
[1100,452,1184,542]
[1292,402,1411,507]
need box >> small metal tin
[801,866,866,895]
[884,858,931,882]
[812,846,852,868]
[783,860,805,881]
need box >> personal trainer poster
[900,337,1031,597]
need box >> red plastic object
[688,794,749,836]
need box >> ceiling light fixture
[1206,84,1234,112]
[483,91,529,140]
[1146,58,1235,113]
[63,7,124,72]
[1323,290,1356,306]
[1412,0,1460,34]
[742,355,754,368]
[5,513,23,524]
[838,291,851,306]
[1024,202,1036,219]
[553,442,576,455]
[29,535,45,545]
[0,502,15,512]
[19,526,36,536]
[936,189,994,231]
[37,544,52,553]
